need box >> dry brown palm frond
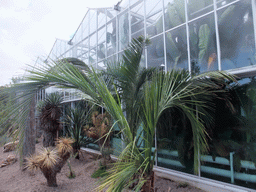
[56,137,74,156]
[86,127,98,139]
[38,148,59,169]
[26,154,41,171]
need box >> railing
[154,148,256,185]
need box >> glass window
[106,19,116,56]
[146,0,163,37]
[82,14,89,39]
[98,28,106,60]
[118,51,124,63]
[82,52,89,66]
[218,1,255,70]
[200,77,256,189]
[166,25,188,71]
[130,1,145,40]
[147,34,165,68]
[187,0,214,20]
[164,0,186,31]
[189,13,218,74]
[97,60,106,70]
[156,108,195,174]
[140,49,146,68]
[106,54,117,65]
[89,10,97,35]
[119,11,129,51]
[98,10,106,29]
[106,9,116,22]
[217,0,236,8]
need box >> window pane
[156,108,195,174]
[218,1,255,70]
[119,11,129,51]
[107,21,116,57]
[217,0,236,8]
[201,77,256,189]
[97,60,106,70]
[147,34,165,68]
[146,0,163,37]
[189,13,218,74]
[187,0,214,20]
[89,10,97,34]
[164,0,186,31]
[131,1,145,40]
[166,25,188,71]
[98,28,106,60]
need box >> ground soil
[0,139,205,192]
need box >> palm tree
[96,69,234,192]
[1,37,235,191]
[103,37,156,138]
[37,92,63,147]
[64,101,92,159]
[26,137,74,187]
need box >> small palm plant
[37,92,63,147]
[26,137,74,187]
[64,101,92,159]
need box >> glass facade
[35,0,256,190]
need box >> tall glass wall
[44,0,256,189]
[47,0,256,74]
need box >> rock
[3,140,19,152]
[0,154,17,168]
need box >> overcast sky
[0,0,119,86]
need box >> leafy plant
[177,182,189,188]
[91,162,108,178]
[67,158,76,179]
[37,92,63,147]
[64,101,93,159]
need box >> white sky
[0,0,119,86]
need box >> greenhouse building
[35,0,256,191]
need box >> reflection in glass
[157,108,195,174]
[187,0,213,20]
[200,77,256,189]
[218,1,255,70]
[189,13,218,74]
[166,25,188,70]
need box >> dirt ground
[0,140,204,192]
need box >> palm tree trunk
[141,172,155,192]
[22,95,36,167]
[42,169,58,187]
[41,152,71,187]
[43,131,57,147]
